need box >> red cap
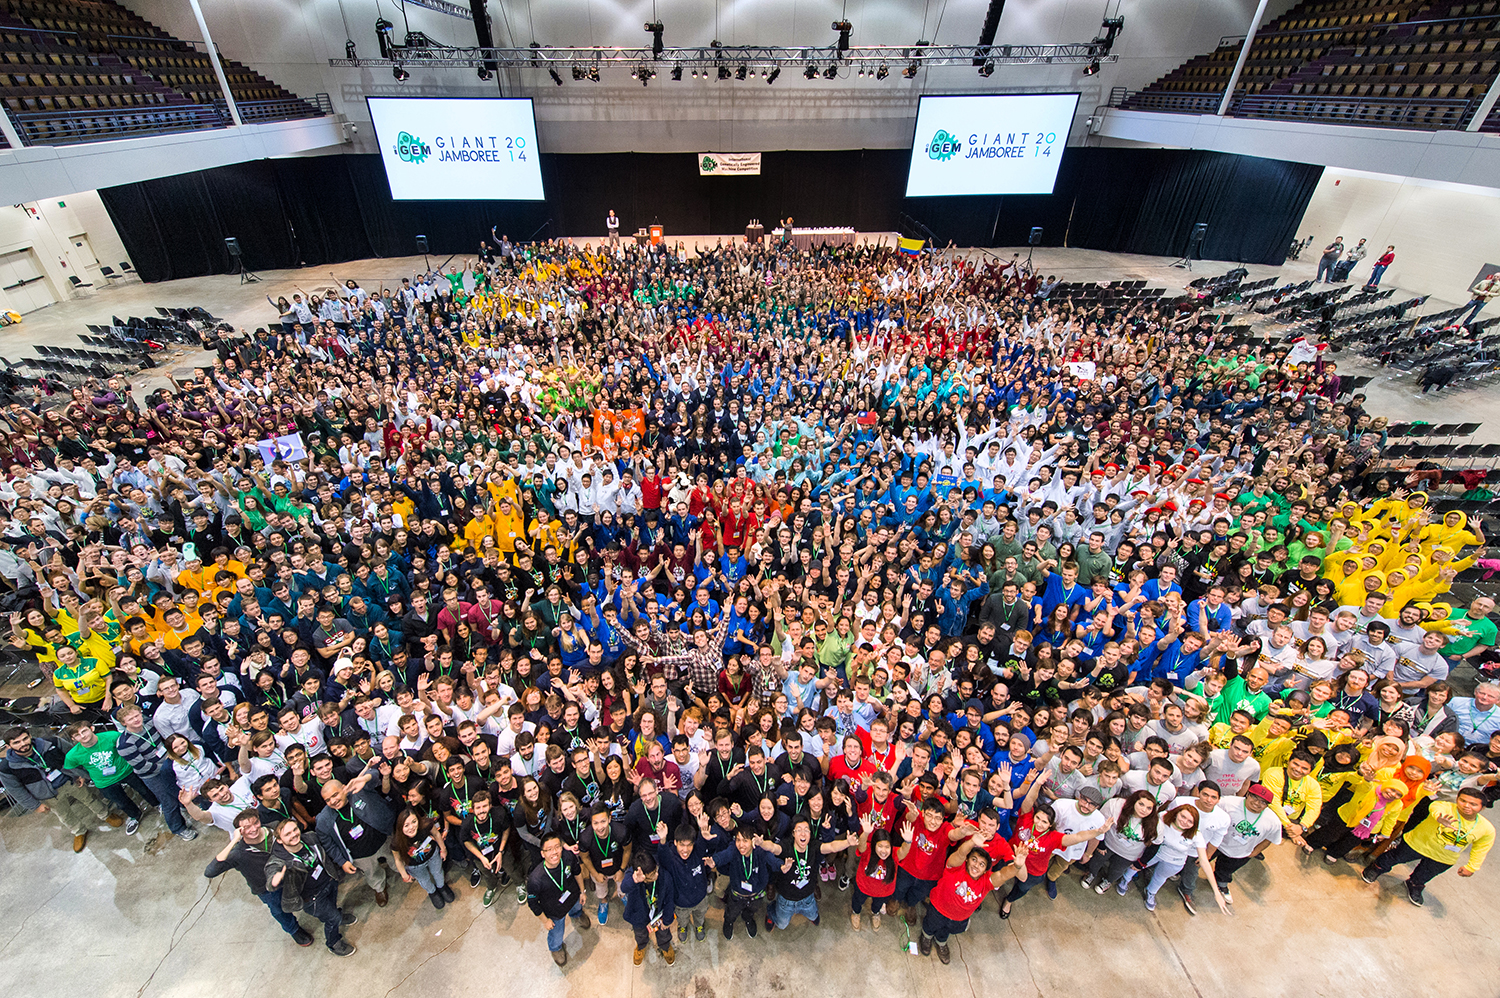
[1162,501,1178,512]
[1187,477,1205,486]
[1214,492,1230,500]
[1246,784,1273,803]
[1188,498,1206,507]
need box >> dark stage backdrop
[99,147,1320,283]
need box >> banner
[698,152,762,176]
[1066,361,1096,380]
[898,237,925,256]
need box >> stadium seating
[1120,0,1500,131]
[0,0,328,145]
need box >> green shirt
[1214,676,1272,725]
[63,731,132,788]
[1445,609,1497,658]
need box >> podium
[634,229,649,246]
[649,224,664,246]
[745,223,764,244]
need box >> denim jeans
[546,901,584,951]
[1368,263,1388,286]
[306,882,346,949]
[257,888,304,936]
[95,773,155,821]
[771,892,818,928]
[892,868,936,909]
[139,767,187,834]
[407,850,445,894]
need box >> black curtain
[99,147,1320,282]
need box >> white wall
[0,194,131,313]
[1296,168,1500,306]
[121,0,1288,152]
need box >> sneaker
[341,910,357,925]
[663,947,676,966]
[516,885,528,905]
[1094,879,1109,895]
[633,946,645,966]
[292,929,313,947]
[470,867,483,888]
[499,869,512,886]
[1406,882,1424,907]
[1145,894,1157,912]
[598,902,609,925]
[694,924,706,941]
[176,827,198,841]
[1045,878,1058,900]
[1179,889,1197,916]
[837,875,850,892]
[329,940,356,957]
[820,861,836,881]
[1323,854,1339,865]
[431,891,446,910]
[483,887,498,908]
[1218,885,1232,905]
[764,913,775,932]
[935,941,950,965]
[746,917,757,938]
[1361,867,1381,884]
[678,921,689,943]
[124,817,140,836]
[1080,874,1095,890]
[1116,880,1130,897]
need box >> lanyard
[741,851,754,883]
[544,860,568,894]
[593,827,613,857]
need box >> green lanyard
[593,827,613,858]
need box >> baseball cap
[1245,784,1273,803]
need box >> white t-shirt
[1050,798,1109,862]
[207,774,256,833]
[1215,797,1282,858]
[274,719,327,757]
[1204,749,1261,797]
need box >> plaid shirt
[649,614,730,694]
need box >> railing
[225,93,334,123]
[10,102,227,144]
[1116,89,1223,114]
[1232,92,1479,130]
[1110,88,1484,130]
[5,92,333,146]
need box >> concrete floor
[2,244,1499,998]
[1,803,1497,998]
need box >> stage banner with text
[698,153,762,176]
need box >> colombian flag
[898,237,924,256]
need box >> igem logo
[926,130,961,161]
[395,131,431,164]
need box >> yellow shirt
[1404,801,1494,871]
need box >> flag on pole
[898,237,924,256]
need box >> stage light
[767,66,780,84]
[876,63,888,79]
[587,65,599,82]
[736,64,747,80]
[477,67,492,80]
[1083,58,1100,75]
[857,67,865,78]
[823,64,838,79]
[392,64,409,82]
[718,64,731,80]
[345,38,358,60]
[977,61,994,77]
[645,20,664,58]
[375,18,395,58]
[549,67,563,86]
[804,64,818,79]
[832,19,852,53]
[571,66,585,81]
[903,61,918,78]
[671,64,682,80]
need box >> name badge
[740,880,753,891]
[348,825,364,840]
[45,768,63,782]
[557,889,571,902]
[311,864,325,878]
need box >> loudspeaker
[415,235,429,254]
[1189,222,1207,246]
[1029,226,1044,246]
[224,237,241,258]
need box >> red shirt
[898,819,953,880]
[829,754,877,788]
[856,730,898,772]
[929,863,995,921]
[1010,812,1065,877]
[857,789,898,832]
[854,847,897,898]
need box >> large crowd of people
[0,233,1495,969]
